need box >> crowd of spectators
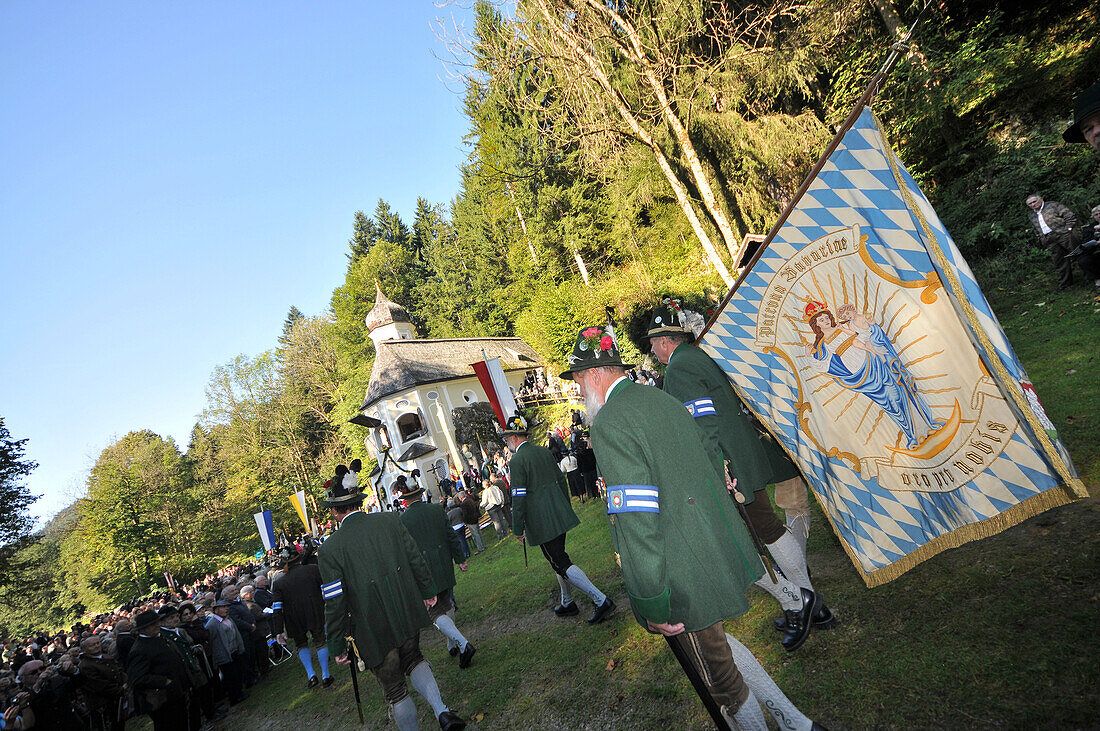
[516,370,581,405]
[0,556,302,731]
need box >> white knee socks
[556,573,574,606]
[391,695,419,731]
[565,565,606,605]
[723,689,767,730]
[725,633,813,731]
[787,513,811,557]
[408,661,448,717]
[767,531,813,591]
[753,571,804,611]
[433,613,469,652]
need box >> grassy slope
[223,275,1098,730]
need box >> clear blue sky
[1,2,476,524]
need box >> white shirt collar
[339,509,362,524]
[603,375,630,402]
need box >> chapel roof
[364,281,411,332]
[360,337,541,410]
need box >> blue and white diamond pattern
[700,108,1070,581]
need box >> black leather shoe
[587,598,616,624]
[307,675,319,689]
[322,676,334,688]
[780,588,819,652]
[438,710,467,730]
[774,602,836,632]
[459,642,476,669]
[449,645,459,657]
[554,601,579,616]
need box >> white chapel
[353,284,542,507]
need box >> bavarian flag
[701,108,1088,587]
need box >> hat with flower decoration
[500,413,530,437]
[396,482,425,502]
[322,466,365,508]
[559,325,631,380]
[641,299,693,340]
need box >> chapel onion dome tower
[365,281,415,348]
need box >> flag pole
[698,4,930,341]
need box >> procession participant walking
[502,414,615,624]
[479,478,509,539]
[271,546,332,689]
[319,474,466,730]
[457,490,486,554]
[640,304,831,650]
[445,498,472,559]
[398,485,476,669]
[562,325,825,730]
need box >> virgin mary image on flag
[756,222,1012,495]
[700,109,1085,585]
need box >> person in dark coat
[177,604,223,723]
[125,610,192,731]
[503,414,615,625]
[156,606,204,731]
[563,324,822,730]
[239,586,271,680]
[74,634,127,731]
[398,486,474,668]
[271,547,331,689]
[111,620,135,666]
[445,499,471,558]
[575,434,601,500]
[252,576,274,610]
[457,490,485,553]
[319,476,466,731]
[641,304,829,650]
[1026,193,1083,290]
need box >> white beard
[583,390,605,421]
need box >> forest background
[0,0,1097,635]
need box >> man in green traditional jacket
[319,475,467,731]
[503,413,616,624]
[640,303,833,650]
[398,484,476,669]
[563,324,824,731]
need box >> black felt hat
[397,484,426,501]
[559,325,631,380]
[1063,80,1100,144]
[500,413,530,436]
[323,468,365,508]
[133,610,161,630]
[641,304,692,340]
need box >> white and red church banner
[701,108,1087,586]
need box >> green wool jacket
[508,440,579,546]
[319,511,434,667]
[591,379,762,632]
[663,342,800,505]
[400,501,466,596]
